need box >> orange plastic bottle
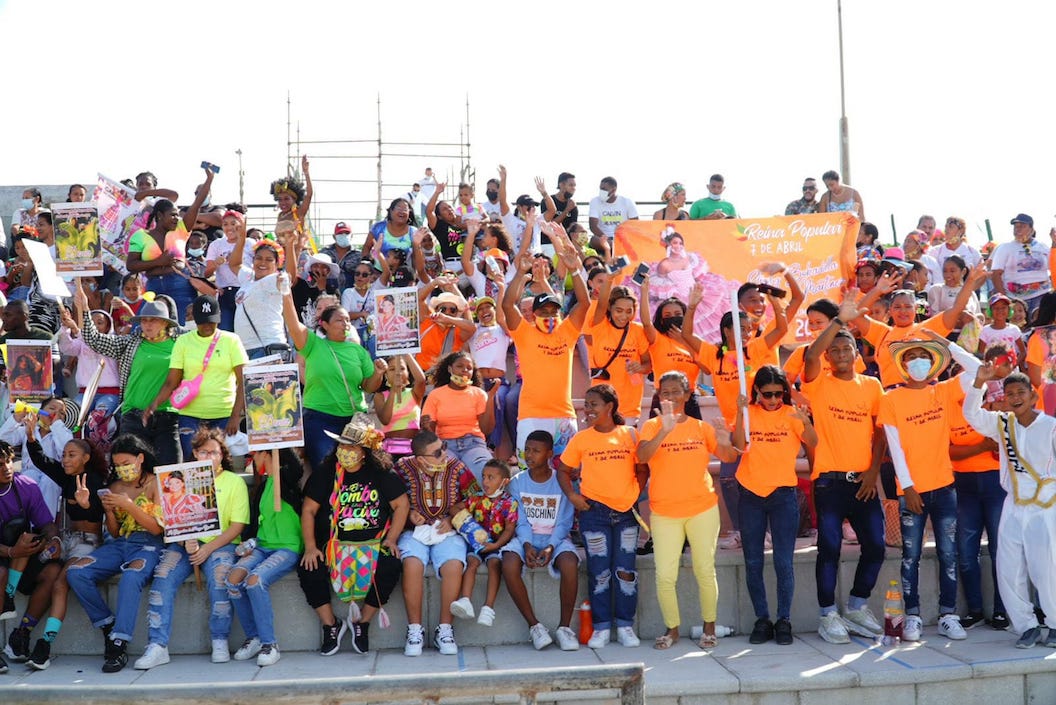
[578,600,593,644]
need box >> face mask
[598,189,610,201]
[485,190,499,201]
[486,484,507,499]
[21,198,34,210]
[85,281,97,291]
[336,447,361,468]
[187,248,204,258]
[450,373,472,387]
[657,315,683,333]
[334,234,351,248]
[114,463,139,482]
[708,192,722,200]
[906,358,932,382]
[535,315,560,334]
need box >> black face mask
[657,315,684,333]
[485,190,499,201]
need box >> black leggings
[296,552,403,611]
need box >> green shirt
[200,469,250,545]
[257,475,303,552]
[124,338,176,412]
[689,199,737,220]
[169,330,248,419]
[300,333,374,416]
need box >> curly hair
[109,433,157,479]
[269,175,306,204]
[433,351,482,389]
[191,428,233,473]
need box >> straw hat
[888,339,951,383]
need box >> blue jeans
[954,470,1006,614]
[148,272,196,325]
[813,476,886,610]
[66,532,164,641]
[120,409,182,465]
[178,415,229,461]
[739,484,799,620]
[483,378,509,450]
[148,543,237,645]
[226,547,299,646]
[578,500,639,630]
[445,434,493,483]
[302,408,351,472]
[719,457,742,531]
[900,484,958,615]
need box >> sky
[1,0,1053,247]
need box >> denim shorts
[397,532,467,575]
[502,537,579,579]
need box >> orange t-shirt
[561,425,640,512]
[698,336,775,428]
[588,319,650,417]
[416,322,468,373]
[649,333,700,385]
[801,372,882,477]
[783,344,866,383]
[737,405,806,497]
[863,314,951,389]
[509,317,581,419]
[639,417,718,517]
[877,379,959,493]
[949,384,998,473]
[422,384,487,440]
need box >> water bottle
[485,255,502,278]
[235,538,257,557]
[883,580,904,645]
[38,537,61,563]
[578,600,593,645]
[691,624,735,639]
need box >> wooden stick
[271,448,281,512]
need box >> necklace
[0,483,11,497]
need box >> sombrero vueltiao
[888,339,951,383]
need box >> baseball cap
[192,295,222,324]
[988,293,1012,307]
[1010,213,1034,227]
[531,293,561,312]
[334,222,351,235]
[514,194,539,208]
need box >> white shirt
[990,238,1052,294]
[918,253,943,286]
[468,323,511,370]
[979,323,1023,351]
[208,237,257,289]
[234,269,286,349]
[418,176,437,204]
[341,283,377,332]
[481,200,502,218]
[588,195,638,240]
[501,213,541,253]
[933,242,982,270]
[926,284,980,318]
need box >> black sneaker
[320,622,344,656]
[635,538,654,556]
[350,621,369,654]
[5,626,30,662]
[0,594,15,621]
[774,618,793,646]
[749,618,774,644]
[961,611,986,630]
[102,638,128,673]
[0,651,7,674]
[28,639,51,670]
[990,612,1011,631]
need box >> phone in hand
[608,255,630,274]
[756,283,787,299]
[200,161,221,174]
[96,488,112,498]
[632,263,650,286]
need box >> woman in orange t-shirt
[732,365,817,645]
[421,351,498,482]
[558,384,646,649]
[589,277,652,425]
[640,275,707,419]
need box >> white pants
[996,499,1056,634]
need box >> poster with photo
[155,460,221,543]
[94,173,143,274]
[5,339,54,404]
[52,202,103,276]
[243,363,304,451]
[1034,325,1056,415]
[373,286,421,356]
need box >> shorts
[502,537,579,580]
[15,552,63,596]
[62,530,101,560]
[397,532,467,575]
[467,551,502,565]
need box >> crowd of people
[0,165,1054,678]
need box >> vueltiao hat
[888,339,951,383]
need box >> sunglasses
[437,306,459,315]
[757,390,784,399]
[802,186,817,192]
[420,441,448,459]
[354,271,372,278]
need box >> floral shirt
[116,493,164,537]
[464,492,518,541]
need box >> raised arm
[501,254,532,331]
[280,274,309,350]
[762,294,789,348]
[461,220,481,277]
[181,167,215,232]
[639,274,657,344]
[803,292,866,383]
[497,165,510,217]
[296,156,313,222]
[425,181,446,229]
[941,261,988,330]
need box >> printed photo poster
[374,286,421,356]
[1031,325,1056,415]
[155,461,221,542]
[614,212,858,345]
[51,203,103,277]
[243,363,304,451]
[93,173,144,274]
[6,340,54,404]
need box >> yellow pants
[652,506,721,628]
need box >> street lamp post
[837,0,851,184]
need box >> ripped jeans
[66,532,164,642]
[900,484,958,615]
[225,547,299,646]
[578,499,639,630]
[148,543,237,646]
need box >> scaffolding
[269,93,474,247]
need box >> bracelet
[571,269,584,279]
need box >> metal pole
[376,94,383,223]
[235,149,244,205]
[837,0,851,185]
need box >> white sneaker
[233,637,262,661]
[717,531,741,550]
[210,639,230,663]
[434,623,458,655]
[404,624,424,657]
[616,626,640,647]
[256,643,280,666]
[587,629,610,649]
[477,605,496,627]
[938,614,967,640]
[818,612,850,644]
[450,597,476,620]
[133,643,170,670]
[529,623,553,650]
[555,626,580,651]
[843,606,883,638]
[903,615,923,642]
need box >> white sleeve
[883,425,914,490]
[0,416,26,445]
[626,198,639,219]
[962,384,1001,441]
[947,341,982,393]
[588,199,601,219]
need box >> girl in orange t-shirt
[422,351,498,482]
[732,365,817,645]
[558,384,646,649]
[589,278,652,425]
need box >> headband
[222,209,245,222]
[252,239,285,268]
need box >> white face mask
[708,192,723,200]
[598,189,610,201]
[335,234,351,247]
[906,358,932,382]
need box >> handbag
[170,332,221,410]
[590,322,630,380]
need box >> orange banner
[613,212,859,345]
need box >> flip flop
[654,634,676,650]
[698,633,718,649]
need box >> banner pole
[730,291,750,438]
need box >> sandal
[653,634,677,650]
[698,633,718,649]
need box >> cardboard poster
[52,202,103,276]
[243,363,304,451]
[22,239,71,300]
[155,460,221,543]
[373,286,421,356]
[93,173,143,274]
[6,339,54,404]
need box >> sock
[44,617,62,642]
[19,614,38,629]
[847,596,868,612]
[6,569,23,596]
[819,605,838,617]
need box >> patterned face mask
[114,463,139,482]
[336,447,362,469]
[534,315,560,334]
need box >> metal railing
[12,662,645,705]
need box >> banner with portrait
[155,460,221,542]
[51,202,103,276]
[93,173,144,274]
[243,363,304,451]
[373,286,421,356]
[614,212,859,345]
[5,339,54,404]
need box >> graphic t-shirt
[306,463,406,543]
[639,417,719,517]
[978,323,1023,352]
[509,317,581,419]
[737,405,806,497]
[561,425,639,512]
[588,195,638,240]
[508,469,574,547]
[468,324,510,371]
[877,379,960,493]
[801,372,882,477]
[649,333,700,384]
[990,239,1051,294]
